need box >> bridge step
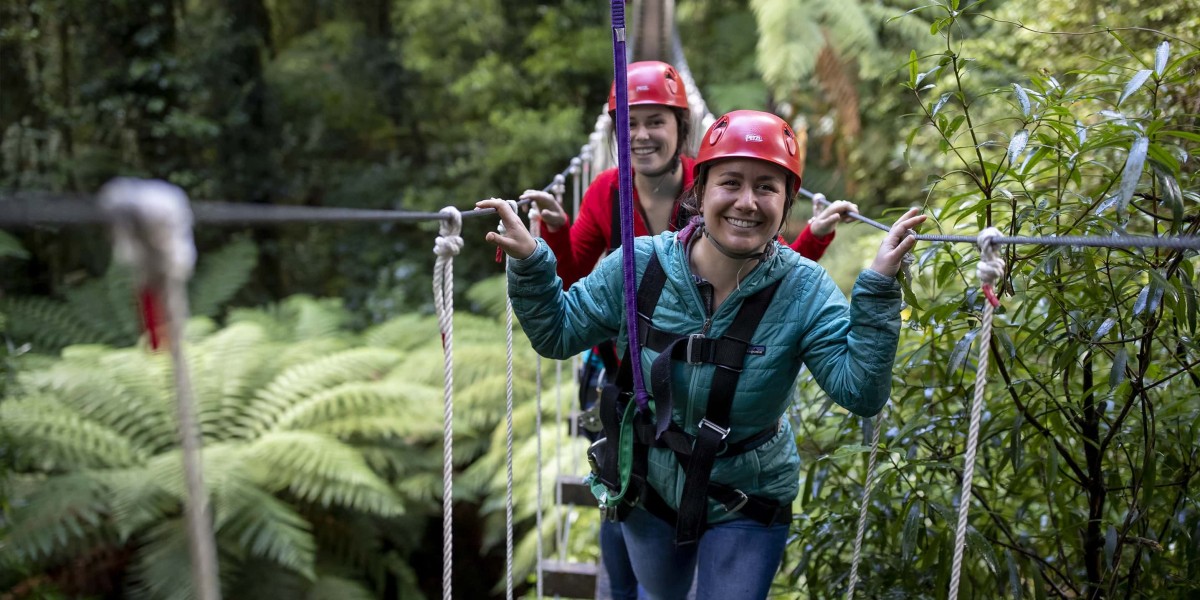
[558,475,597,507]
[541,560,599,599]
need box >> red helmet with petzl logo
[695,110,805,192]
[607,61,689,114]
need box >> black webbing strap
[673,279,782,545]
[595,340,620,376]
[641,481,791,530]
[632,417,780,459]
[597,252,668,492]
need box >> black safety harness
[591,252,789,546]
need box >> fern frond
[303,574,377,600]
[62,264,142,346]
[363,313,439,351]
[216,483,316,578]
[187,322,274,442]
[0,296,116,352]
[280,295,351,341]
[18,361,177,455]
[189,237,258,318]
[0,228,30,259]
[98,465,179,542]
[272,381,440,436]
[236,348,404,437]
[465,274,510,318]
[2,472,112,564]
[126,519,196,600]
[0,396,149,469]
[246,431,405,516]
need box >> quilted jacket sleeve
[507,238,626,360]
[793,267,903,416]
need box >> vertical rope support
[569,157,583,221]
[947,227,1005,600]
[555,359,567,563]
[100,178,221,600]
[535,355,545,600]
[845,412,883,599]
[433,207,463,600]
[812,192,825,223]
[500,200,519,600]
[527,197,547,600]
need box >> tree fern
[234,347,404,438]
[2,239,258,354]
[0,301,443,598]
[362,313,439,351]
[0,396,149,469]
[188,237,258,318]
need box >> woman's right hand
[520,189,569,232]
[479,198,538,260]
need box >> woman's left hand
[478,198,537,260]
[869,207,926,278]
[809,200,860,237]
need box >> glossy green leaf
[1154,41,1170,77]
[1109,346,1128,390]
[1118,69,1153,105]
[909,50,919,87]
[966,525,1000,574]
[902,500,922,560]
[1092,317,1116,341]
[948,329,980,374]
[1007,129,1029,165]
[1116,136,1149,212]
[1012,83,1031,117]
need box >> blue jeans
[620,507,788,600]
[601,519,645,599]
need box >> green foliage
[783,5,1200,598]
[0,296,440,598]
[1,238,257,354]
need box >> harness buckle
[698,418,730,440]
[685,334,706,365]
[722,489,749,513]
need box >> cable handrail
[6,187,1199,250]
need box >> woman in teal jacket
[480,110,924,599]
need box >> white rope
[555,359,567,564]
[812,192,825,225]
[501,199,519,600]
[845,412,883,599]
[433,206,463,600]
[99,178,221,600]
[535,355,545,600]
[569,157,582,221]
[947,227,1005,600]
[527,199,546,599]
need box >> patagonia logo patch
[747,345,767,356]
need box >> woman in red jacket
[521,61,857,289]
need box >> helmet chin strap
[701,225,773,261]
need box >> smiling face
[699,158,789,256]
[628,106,680,177]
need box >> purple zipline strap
[611,0,649,411]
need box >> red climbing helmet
[607,61,689,114]
[695,110,805,192]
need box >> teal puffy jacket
[508,231,902,524]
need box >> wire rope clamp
[99,178,196,349]
[976,227,1006,308]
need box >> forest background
[1,0,1198,598]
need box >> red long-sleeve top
[543,158,836,289]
